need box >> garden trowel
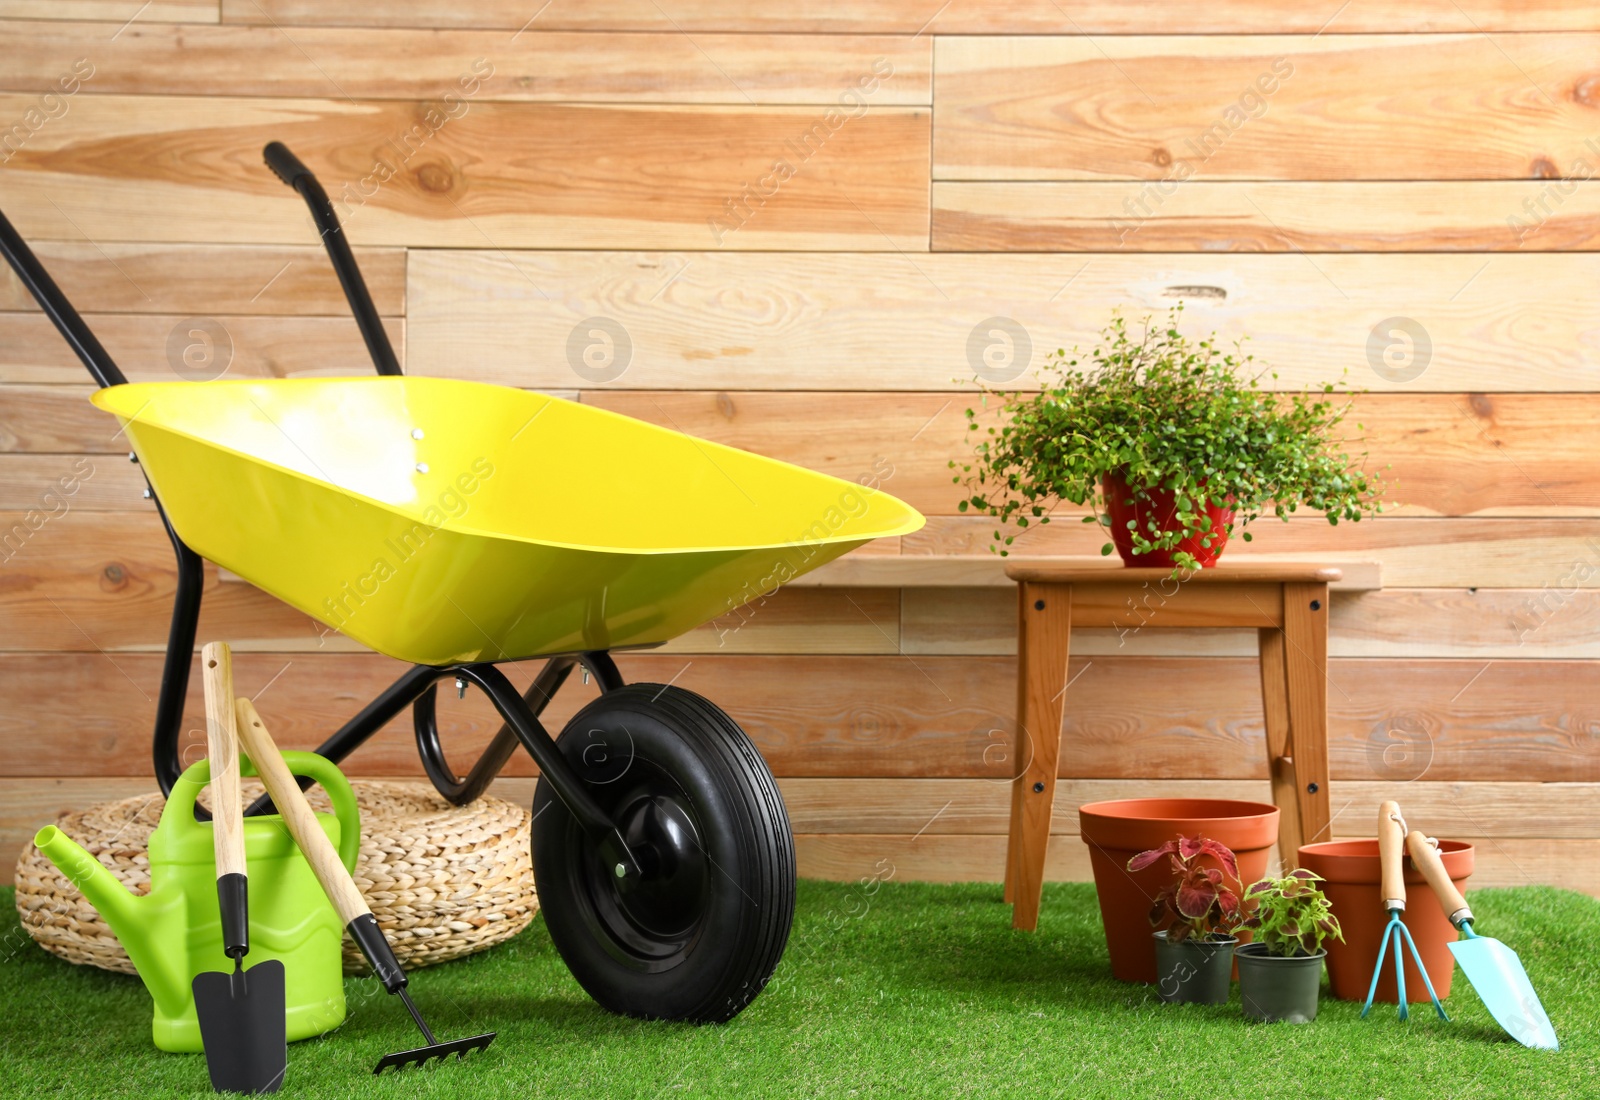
[1407,830,1558,1050]
[193,642,288,1092]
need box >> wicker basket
[13,780,538,975]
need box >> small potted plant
[1235,868,1343,1023]
[953,307,1385,570]
[1128,834,1241,1004]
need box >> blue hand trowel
[1407,829,1558,1050]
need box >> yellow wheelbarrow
[0,143,921,1023]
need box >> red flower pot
[1101,470,1235,569]
[1299,838,1474,1003]
[1079,798,1280,983]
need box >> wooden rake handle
[1378,799,1407,911]
[234,697,369,925]
[235,697,411,995]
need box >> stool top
[1004,559,1343,585]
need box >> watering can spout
[33,825,189,1015]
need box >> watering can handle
[1378,800,1407,911]
[1407,830,1472,928]
[245,748,363,876]
[165,746,361,875]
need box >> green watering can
[34,751,359,1053]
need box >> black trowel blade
[192,958,288,1094]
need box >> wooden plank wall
[3,2,1598,893]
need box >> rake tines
[371,987,496,1074]
[374,1032,496,1075]
[1361,908,1448,1022]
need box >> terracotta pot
[1298,839,1474,1003]
[1079,798,1279,983]
[1101,470,1235,569]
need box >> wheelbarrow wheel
[530,684,795,1023]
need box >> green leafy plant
[951,308,1385,570]
[1242,869,1344,957]
[1127,834,1242,943]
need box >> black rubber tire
[530,684,795,1022]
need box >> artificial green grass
[3,881,1596,1099]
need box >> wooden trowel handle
[235,698,369,924]
[201,642,250,960]
[1408,829,1472,927]
[201,643,245,878]
[1378,800,1407,911]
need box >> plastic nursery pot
[1235,944,1327,1023]
[1154,931,1237,1005]
[1078,798,1279,983]
[1298,839,1474,1003]
[1101,470,1235,569]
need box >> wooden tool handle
[200,642,245,880]
[235,696,370,926]
[1407,829,1472,927]
[1378,800,1407,910]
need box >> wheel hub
[584,787,709,964]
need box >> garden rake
[235,697,496,1074]
[1362,800,1447,1021]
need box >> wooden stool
[1000,560,1341,932]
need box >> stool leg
[1258,627,1303,869]
[1004,585,1026,904]
[1283,581,1332,849]
[1008,581,1072,931]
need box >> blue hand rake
[1361,801,1447,1021]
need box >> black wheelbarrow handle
[0,208,127,389]
[263,140,314,189]
[0,144,403,386]
[262,141,403,378]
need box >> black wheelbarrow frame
[1,142,798,1023]
[1,142,611,828]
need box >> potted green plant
[1128,834,1241,1004]
[1235,869,1344,1023]
[953,307,1384,569]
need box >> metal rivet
[127,452,138,464]
[1034,599,1046,611]
[455,677,466,699]
[614,862,627,879]
[1307,782,1319,794]
[411,428,424,440]
[1032,781,1045,793]
[1310,599,1322,611]
[141,488,152,499]
[415,462,429,474]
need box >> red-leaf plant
[1126,834,1243,943]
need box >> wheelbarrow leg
[151,498,204,800]
[578,650,624,693]
[415,656,578,805]
[454,664,621,842]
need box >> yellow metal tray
[95,377,923,665]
